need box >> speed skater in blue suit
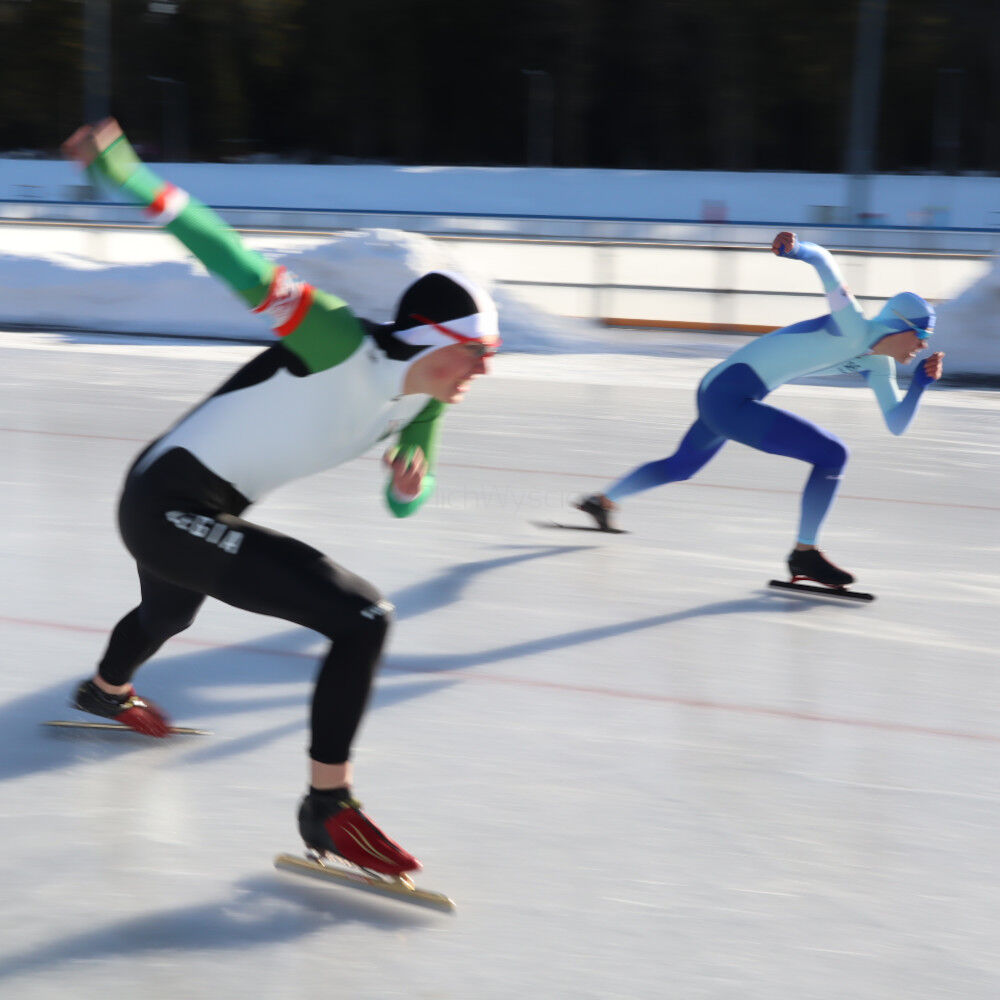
[576,231,945,588]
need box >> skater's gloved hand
[383,445,427,502]
[62,118,123,167]
[771,231,798,258]
[915,351,944,385]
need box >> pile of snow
[1,226,997,374]
[936,260,1000,376]
[0,228,609,353]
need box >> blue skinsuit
[605,241,936,544]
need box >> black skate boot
[72,678,171,737]
[298,788,421,877]
[787,548,855,588]
[574,493,618,531]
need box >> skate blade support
[42,720,212,735]
[768,579,874,603]
[274,852,456,913]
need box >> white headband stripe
[396,311,499,348]
[395,325,460,350]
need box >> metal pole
[844,0,887,224]
[83,0,111,122]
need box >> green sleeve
[88,133,365,372]
[384,398,446,518]
[88,135,272,300]
[279,299,365,372]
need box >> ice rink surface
[0,331,998,1000]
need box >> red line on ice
[4,613,997,745]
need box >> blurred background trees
[0,0,996,172]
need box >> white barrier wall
[0,222,987,324]
[2,157,1000,230]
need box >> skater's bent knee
[338,597,394,642]
[359,598,394,629]
[826,439,849,471]
[813,437,848,472]
[310,594,394,642]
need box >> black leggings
[98,448,392,764]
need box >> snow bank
[936,260,1000,376]
[1,226,998,374]
[0,228,607,352]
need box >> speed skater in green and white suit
[62,118,501,877]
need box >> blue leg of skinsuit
[605,419,725,501]
[605,364,848,544]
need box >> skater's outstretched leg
[97,571,206,685]
[73,571,204,735]
[576,419,725,529]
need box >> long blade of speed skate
[768,580,875,603]
[42,720,212,735]
[531,521,629,534]
[274,853,456,913]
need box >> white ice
[0,326,998,1000]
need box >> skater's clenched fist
[771,231,798,257]
[920,351,944,381]
[62,118,123,167]
[383,445,427,501]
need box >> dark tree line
[1,0,998,172]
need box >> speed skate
[274,850,456,912]
[767,578,875,602]
[42,720,212,735]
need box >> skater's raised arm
[64,119,275,303]
[771,231,864,329]
[62,119,364,370]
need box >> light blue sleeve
[851,353,933,435]
[785,241,866,333]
